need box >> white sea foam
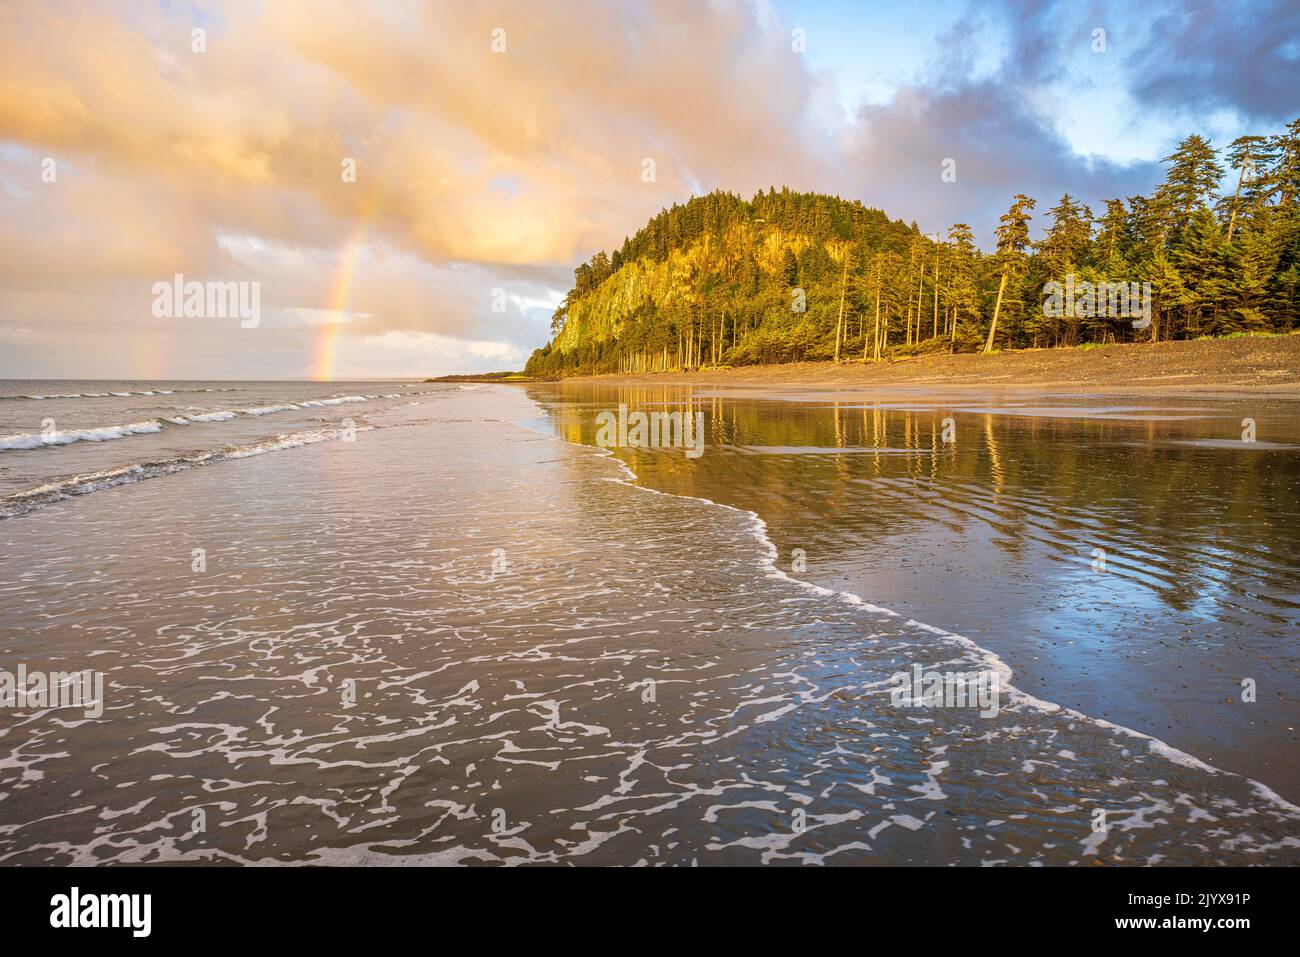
[0,390,444,456]
[1,384,1295,866]
[532,394,1300,819]
[0,420,163,451]
[0,386,241,401]
[0,425,374,519]
[298,395,367,407]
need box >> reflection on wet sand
[530,381,1300,801]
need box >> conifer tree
[945,224,980,348]
[1156,135,1225,236]
[1174,207,1234,336]
[984,194,1035,352]
[1038,194,1093,345]
[1222,135,1270,241]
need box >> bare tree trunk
[868,261,882,361]
[834,256,847,363]
[1227,147,1251,242]
[1283,143,1295,207]
[913,266,924,345]
[932,260,939,339]
[984,268,1008,353]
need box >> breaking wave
[0,393,429,452]
[0,420,162,450]
[0,425,375,519]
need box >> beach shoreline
[523,371,1300,806]
[551,334,1300,396]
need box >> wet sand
[530,381,1300,805]
[2,382,1297,863]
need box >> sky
[1,0,1296,380]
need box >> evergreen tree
[1156,134,1225,236]
[1222,135,1271,241]
[1038,194,1093,345]
[984,194,1035,352]
[1174,207,1234,336]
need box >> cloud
[834,0,1297,245]
[840,79,1161,246]
[0,0,832,376]
[1125,0,1300,124]
[0,0,1293,376]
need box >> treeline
[526,122,1300,377]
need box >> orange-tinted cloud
[0,1,835,375]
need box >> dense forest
[525,122,1300,377]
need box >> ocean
[0,379,1297,865]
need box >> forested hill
[525,126,1300,377]
[527,189,919,375]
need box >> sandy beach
[559,335,1300,396]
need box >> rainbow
[313,189,388,380]
[311,224,368,381]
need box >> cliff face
[526,189,919,376]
